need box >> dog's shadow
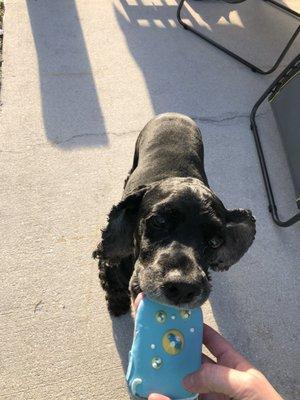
[112,312,134,373]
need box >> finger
[134,292,144,309]
[183,362,249,397]
[131,292,144,317]
[183,354,215,397]
[202,324,252,370]
[148,394,170,400]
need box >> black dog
[93,113,256,316]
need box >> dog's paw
[106,295,131,317]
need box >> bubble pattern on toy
[126,297,203,400]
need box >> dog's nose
[163,281,201,304]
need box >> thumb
[131,292,144,318]
[183,363,249,398]
[148,394,170,400]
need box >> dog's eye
[151,215,166,228]
[208,236,223,249]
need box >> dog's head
[97,177,256,309]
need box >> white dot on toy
[151,344,156,349]
[190,328,195,333]
[171,315,176,320]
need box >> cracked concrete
[53,112,268,146]
[192,111,267,124]
[0,0,299,399]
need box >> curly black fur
[93,113,256,316]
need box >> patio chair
[177,0,300,74]
[250,55,300,227]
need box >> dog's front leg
[97,255,133,316]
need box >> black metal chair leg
[177,0,300,75]
[250,55,300,227]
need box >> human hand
[131,292,144,318]
[181,324,283,400]
[132,296,283,400]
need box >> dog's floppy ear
[93,186,148,262]
[209,208,256,271]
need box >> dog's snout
[163,281,201,304]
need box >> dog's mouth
[138,279,211,310]
[145,291,209,309]
[134,258,212,309]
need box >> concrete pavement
[0,1,299,399]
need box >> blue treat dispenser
[126,297,203,400]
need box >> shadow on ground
[114,0,299,117]
[26,0,107,149]
[109,3,300,394]
[112,313,134,373]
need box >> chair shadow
[114,0,299,119]
[181,0,300,67]
[26,0,108,149]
